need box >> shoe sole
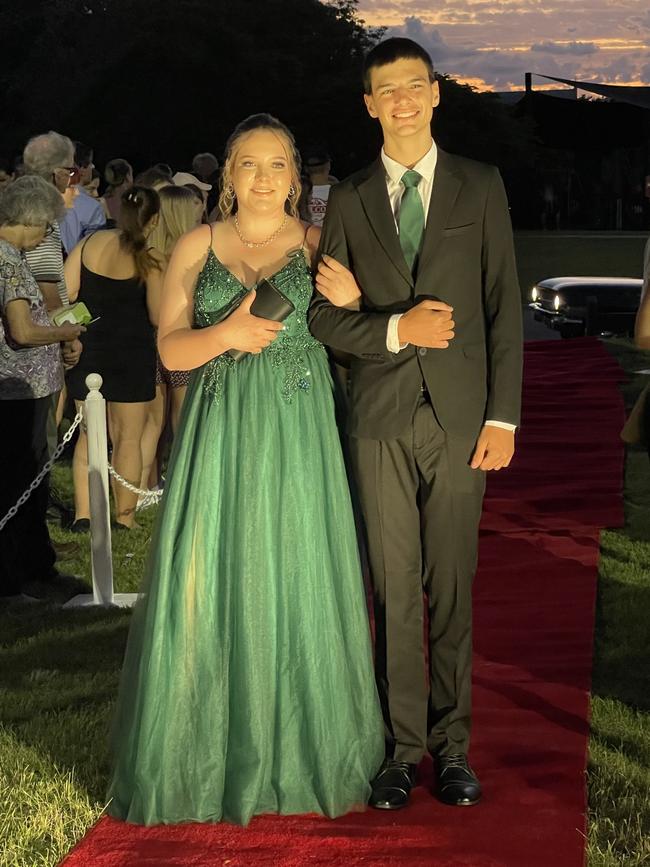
[438,794,482,806]
[369,801,410,810]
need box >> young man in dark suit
[309,38,523,810]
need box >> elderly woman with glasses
[22,130,83,460]
[0,175,86,601]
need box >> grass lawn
[588,339,650,867]
[1,339,649,867]
[0,470,155,867]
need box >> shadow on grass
[0,604,131,801]
[592,726,650,771]
[591,573,650,713]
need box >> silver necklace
[234,213,288,248]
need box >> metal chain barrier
[107,465,163,510]
[0,408,85,533]
[0,397,163,536]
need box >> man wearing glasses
[21,132,82,312]
[59,141,106,254]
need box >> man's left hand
[470,425,515,471]
[315,255,362,309]
[62,338,83,369]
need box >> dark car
[529,276,643,338]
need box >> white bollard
[64,373,138,609]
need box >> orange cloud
[357,1,650,89]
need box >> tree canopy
[1,0,533,181]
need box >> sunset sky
[357,0,650,92]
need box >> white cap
[172,171,211,191]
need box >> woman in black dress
[64,186,164,529]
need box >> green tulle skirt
[106,347,384,826]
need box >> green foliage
[1,0,384,172]
[0,0,534,186]
[435,76,535,173]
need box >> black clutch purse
[228,278,295,361]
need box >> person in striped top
[22,131,77,310]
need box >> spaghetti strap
[301,223,312,250]
[208,221,214,250]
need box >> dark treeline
[1,0,385,169]
[0,1,534,180]
[2,0,648,229]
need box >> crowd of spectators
[0,130,337,600]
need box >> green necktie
[398,170,425,275]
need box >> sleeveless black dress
[66,261,156,402]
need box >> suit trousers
[350,395,485,763]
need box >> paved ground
[523,306,561,341]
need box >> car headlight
[531,286,539,302]
[553,295,562,311]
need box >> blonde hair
[218,114,302,221]
[148,185,200,257]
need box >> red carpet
[61,337,625,867]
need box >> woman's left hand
[315,255,362,309]
[62,338,83,369]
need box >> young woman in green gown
[106,114,384,826]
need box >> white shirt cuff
[485,420,517,432]
[387,313,408,353]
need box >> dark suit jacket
[308,148,523,441]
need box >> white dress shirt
[383,140,515,432]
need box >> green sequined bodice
[194,248,325,401]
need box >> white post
[64,373,137,609]
[86,373,113,604]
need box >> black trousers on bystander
[0,396,57,596]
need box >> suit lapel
[416,149,463,290]
[356,159,413,289]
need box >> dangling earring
[223,183,235,215]
[288,184,296,198]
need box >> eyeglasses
[53,166,81,187]
[23,222,54,237]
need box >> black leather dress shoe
[435,754,482,806]
[369,759,416,810]
[47,488,73,527]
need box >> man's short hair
[192,152,219,176]
[74,141,93,168]
[362,37,435,94]
[153,162,173,178]
[23,131,74,180]
[303,149,331,169]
